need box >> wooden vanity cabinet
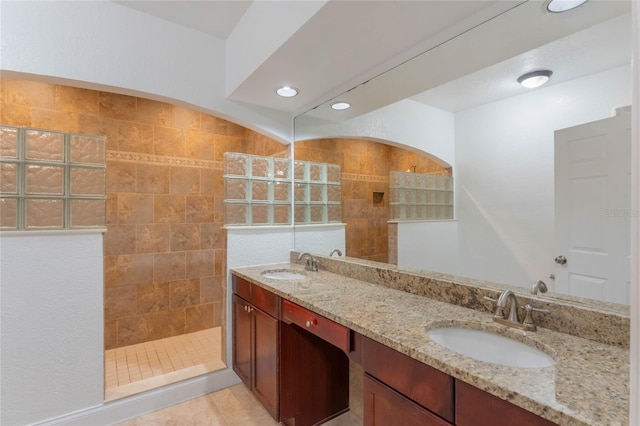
[455,380,557,426]
[362,335,454,424]
[232,275,349,426]
[231,278,280,419]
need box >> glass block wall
[223,152,292,225]
[0,125,106,230]
[389,171,453,220]
[294,160,342,224]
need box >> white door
[554,114,631,304]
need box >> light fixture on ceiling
[517,70,553,89]
[545,0,588,13]
[331,101,350,110]
[276,86,298,98]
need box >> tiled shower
[0,77,286,397]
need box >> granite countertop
[231,263,629,426]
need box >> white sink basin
[427,327,554,369]
[261,270,306,280]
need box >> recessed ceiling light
[331,101,351,110]
[546,0,588,13]
[276,86,298,98]
[517,70,553,89]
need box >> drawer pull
[306,319,317,328]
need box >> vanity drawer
[232,275,279,318]
[362,336,454,422]
[281,299,350,352]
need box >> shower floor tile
[105,327,225,401]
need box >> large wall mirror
[293,0,633,312]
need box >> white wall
[397,221,458,274]
[0,1,292,143]
[455,65,631,289]
[0,232,105,426]
[293,224,346,258]
[295,99,456,167]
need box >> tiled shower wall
[294,138,450,263]
[0,78,286,350]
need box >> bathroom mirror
[293,0,633,311]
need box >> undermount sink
[427,327,554,369]
[261,270,307,280]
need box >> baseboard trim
[35,369,241,426]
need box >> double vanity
[231,253,629,426]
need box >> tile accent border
[107,151,222,169]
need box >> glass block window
[223,153,292,226]
[389,171,453,221]
[0,125,106,230]
[293,160,342,224]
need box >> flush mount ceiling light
[276,86,298,98]
[517,70,553,89]
[331,101,351,110]
[546,0,588,13]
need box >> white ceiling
[110,0,632,119]
[113,1,252,39]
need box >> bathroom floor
[105,327,226,401]
[116,383,362,426]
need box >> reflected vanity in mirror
[293,0,632,313]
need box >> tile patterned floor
[116,384,362,426]
[105,328,225,402]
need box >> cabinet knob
[305,319,316,328]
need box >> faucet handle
[483,296,505,319]
[521,304,550,331]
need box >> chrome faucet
[531,279,548,295]
[484,289,550,332]
[497,290,519,323]
[298,252,319,271]
[329,249,342,257]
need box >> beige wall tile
[185,303,213,333]
[105,286,137,321]
[200,276,223,304]
[117,193,153,224]
[153,126,185,158]
[186,249,214,279]
[170,223,201,251]
[170,278,200,308]
[213,135,244,161]
[0,102,32,126]
[106,161,136,193]
[137,282,170,313]
[171,106,201,131]
[99,92,137,121]
[186,196,214,223]
[55,85,99,114]
[6,79,55,108]
[104,255,118,288]
[136,98,172,127]
[117,122,154,153]
[104,224,137,255]
[200,222,225,250]
[78,115,118,150]
[154,252,186,282]
[201,114,244,137]
[116,254,154,286]
[104,319,118,350]
[154,194,186,223]
[136,223,170,253]
[214,249,225,276]
[170,166,200,195]
[136,163,170,194]
[200,168,216,196]
[31,108,78,133]
[186,131,215,160]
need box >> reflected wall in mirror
[295,138,451,262]
[293,0,633,308]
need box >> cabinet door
[253,307,279,420]
[364,374,453,426]
[456,380,557,426]
[232,295,252,387]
